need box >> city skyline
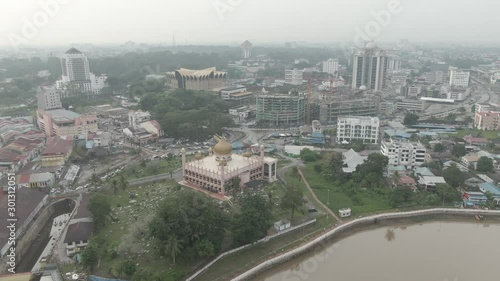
[1,0,500,48]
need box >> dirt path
[298,168,342,223]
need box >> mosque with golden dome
[181,135,278,196]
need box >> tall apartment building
[37,86,62,110]
[319,98,379,124]
[352,42,387,91]
[475,111,500,130]
[322,59,339,75]
[128,110,152,129]
[381,139,426,169]
[240,40,253,59]
[256,94,306,125]
[449,70,470,88]
[165,67,226,91]
[337,116,380,144]
[36,109,97,137]
[56,48,107,96]
[60,48,90,82]
[285,69,304,85]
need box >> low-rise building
[396,99,425,112]
[128,110,151,129]
[220,86,255,105]
[342,149,366,173]
[417,176,446,192]
[461,154,481,169]
[140,120,164,137]
[463,191,488,206]
[41,137,73,167]
[381,139,426,169]
[18,172,55,188]
[166,67,226,91]
[337,116,380,144]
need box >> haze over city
[1,0,500,47]
[2,1,500,281]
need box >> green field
[452,129,500,140]
[298,155,393,216]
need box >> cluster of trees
[140,90,234,141]
[299,148,321,162]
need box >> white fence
[232,208,500,281]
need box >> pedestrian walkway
[297,168,342,222]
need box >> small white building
[128,110,151,129]
[274,219,291,231]
[381,139,426,169]
[339,208,351,218]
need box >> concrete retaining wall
[232,208,500,281]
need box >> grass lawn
[298,155,393,216]
[452,129,500,140]
[109,158,182,181]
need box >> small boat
[475,215,484,221]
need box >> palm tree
[391,171,402,187]
[110,178,119,195]
[90,173,100,186]
[165,236,183,266]
[119,175,128,190]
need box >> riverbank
[233,208,500,281]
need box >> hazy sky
[1,0,499,47]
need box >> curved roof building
[166,67,227,91]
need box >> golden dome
[214,137,232,155]
[195,151,203,160]
[243,149,252,158]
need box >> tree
[90,173,101,186]
[451,144,467,158]
[119,175,129,190]
[110,178,119,195]
[442,164,466,188]
[436,183,461,203]
[81,238,99,271]
[388,188,413,207]
[232,193,273,245]
[300,148,319,162]
[89,193,112,230]
[391,171,402,187]
[433,143,446,152]
[403,113,419,126]
[281,185,304,222]
[149,190,229,258]
[165,236,183,266]
[476,156,494,173]
[232,176,241,192]
[193,239,215,258]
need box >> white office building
[285,69,304,85]
[322,59,339,75]
[337,116,380,144]
[449,70,470,88]
[37,86,62,110]
[381,139,426,169]
[352,42,387,91]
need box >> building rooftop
[479,182,500,196]
[65,47,82,54]
[43,137,73,156]
[44,109,81,122]
[64,221,93,244]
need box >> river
[253,221,499,281]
